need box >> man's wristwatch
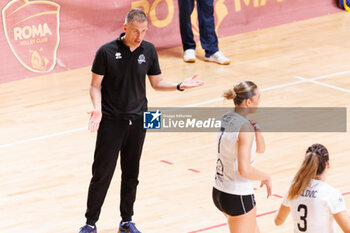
[177,82,184,91]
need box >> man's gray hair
[125,8,147,24]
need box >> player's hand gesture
[249,120,261,132]
[88,108,102,132]
[260,177,272,198]
[180,74,205,89]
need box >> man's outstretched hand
[180,74,205,89]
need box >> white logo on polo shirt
[115,52,122,59]
[138,54,146,64]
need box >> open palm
[181,74,205,89]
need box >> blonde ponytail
[223,88,236,100]
[287,153,319,200]
[223,81,257,105]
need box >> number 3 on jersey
[298,204,308,232]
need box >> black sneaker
[118,221,141,233]
[79,224,96,233]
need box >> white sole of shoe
[184,58,195,63]
[204,59,230,65]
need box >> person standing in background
[178,0,230,64]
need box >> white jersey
[213,111,256,195]
[282,179,347,233]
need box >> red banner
[0,0,340,83]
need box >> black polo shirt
[91,33,161,119]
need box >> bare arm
[249,121,265,153]
[88,72,103,132]
[274,204,290,226]
[237,123,269,180]
[255,129,265,153]
[237,123,271,197]
[148,74,204,91]
[334,211,350,233]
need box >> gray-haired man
[79,8,204,233]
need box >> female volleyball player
[213,81,272,233]
[275,144,350,233]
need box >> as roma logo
[2,0,60,73]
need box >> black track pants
[85,117,146,225]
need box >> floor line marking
[272,194,283,198]
[295,76,350,94]
[310,70,350,80]
[188,168,200,173]
[160,160,173,165]
[0,127,87,149]
[188,210,277,233]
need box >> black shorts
[212,187,256,216]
